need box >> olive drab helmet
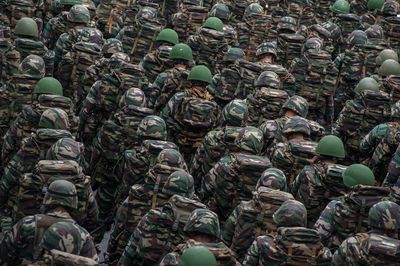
[43,180,78,209]
[368,201,400,231]
[34,77,64,96]
[342,164,376,188]
[316,135,345,159]
[202,17,224,32]
[354,77,380,94]
[367,0,385,10]
[378,59,400,77]
[156,28,179,45]
[376,49,399,66]
[330,0,351,14]
[170,43,194,61]
[188,65,213,84]
[14,17,39,38]
[178,246,217,266]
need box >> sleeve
[222,204,241,246]
[359,124,388,155]
[332,236,362,266]
[314,200,338,246]
[384,143,400,186]
[242,236,266,266]
[84,185,99,232]
[79,231,99,261]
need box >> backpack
[277,33,305,67]
[359,233,400,265]
[6,0,38,27]
[333,185,390,247]
[382,75,400,104]
[382,16,400,49]
[232,59,266,98]
[231,189,294,259]
[96,0,133,37]
[208,68,242,105]
[15,160,91,224]
[247,88,288,126]
[171,5,209,42]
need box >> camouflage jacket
[160,239,240,266]
[314,185,390,250]
[242,227,332,266]
[332,232,400,266]
[0,210,98,265]
[291,162,348,225]
[42,13,68,50]
[118,195,206,265]
[207,65,242,106]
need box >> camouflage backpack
[382,75,400,104]
[36,249,98,266]
[136,195,206,263]
[0,38,12,83]
[231,187,294,259]
[262,63,296,94]
[277,33,305,67]
[232,59,265,98]
[356,233,400,265]
[171,5,209,42]
[173,95,220,147]
[15,160,91,223]
[96,0,134,37]
[382,16,400,50]
[266,227,331,265]
[208,67,242,105]
[332,185,390,248]
[6,0,41,28]
[288,140,318,172]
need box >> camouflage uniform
[0,180,98,264]
[191,99,248,189]
[0,108,72,211]
[381,1,400,52]
[109,170,193,264]
[222,186,294,261]
[270,116,318,186]
[332,201,400,265]
[314,185,390,250]
[385,144,400,186]
[204,127,271,220]
[243,200,332,266]
[118,195,206,265]
[208,3,238,47]
[160,208,240,266]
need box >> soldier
[270,116,318,186]
[6,17,54,79]
[149,43,193,112]
[1,80,75,169]
[191,99,248,188]
[333,77,391,163]
[160,208,240,265]
[381,0,400,52]
[118,194,205,265]
[243,200,332,265]
[188,17,228,73]
[314,164,390,250]
[204,127,271,220]
[161,65,221,162]
[292,135,348,225]
[141,28,179,83]
[208,3,238,46]
[0,180,98,264]
[246,71,288,126]
[332,201,400,265]
[376,49,399,67]
[222,175,294,261]
[109,170,194,264]
[0,108,72,214]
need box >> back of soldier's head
[162,170,194,198]
[156,149,187,170]
[282,116,311,137]
[222,99,248,127]
[43,180,78,211]
[280,95,309,117]
[368,201,400,232]
[39,108,70,131]
[137,115,167,141]
[257,168,287,191]
[273,200,307,227]
[184,208,220,239]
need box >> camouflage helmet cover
[67,5,90,24]
[277,16,297,33]
[282,116,311,136]
[256,42,278,58]
[256,168,287,191]
[234,126,264,155]
[365,25,384,39]
[41,221,83,254]
[381,0,400,16]
[43,180,78,209]
[137,115,167,140]
[39,108,70,130]
[391,100,400,119]
[46,137,84,164]
[108,52,131,70]
[156,148,188,170]
[280,95,309,117]
[273,199,307,227]
[368,201,400,231]
[119,87,146,108]
[254,71,281,89]
[303,37,324,53]
[162,170,194,198]
[244,3,264,18]
[102,38,123,56]
[222,99,249,127]
[19,55,46,79]
[184,208,221,238]
[208,3,231,21]
[346,30,368,46]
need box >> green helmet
[208,3,231,22]
[67,4,90,24]
[316,135,345,159]
[282,116,311,137]
[34,77,63,96]
[188,65,213,84]
[43,180,78,209]
[342,164,376,188]
[254,71,281,89]
[41,221,83,253]
[376,49,399,66]
[19,54,45,79]
[156,28,179,45]
[184,209,220,239]
[354,77,380,94]
[378,59,400,77]
[273,199,307,227]
[178,246,217,266]
[281,95,309,117]
[367,0,385,10]
[39,108,70,130]
[119,88,146,108]
[222,47,245,63]
[170,43,193,61]
[330,0,350,14]
[222,99,248,127]
[46,137,84,163]
[234,126,264,155]
[257,168,287,191]
[14,17,39,38]
[202,17,223,32]
[391,100,400,119]
[137,115,167,141]
[368,201,400,231]
[162,170,194,198]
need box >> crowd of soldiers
[0,0,400,264]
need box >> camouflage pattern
[291,162,349,225]
[32,249,99,266]
[118,195,206,265]
[46,137,84,164]
[256,168,287,191]
[222,187,294,260]
[273,199,307,227]
[42,12,68,50]
[38,108,70,130]
[171,3,208,42]
[381,2,400,52]
[277,33,305,68]
[314,185,390,250]
[141,43,174,83]
[108,170,193,264]
[385,143,400,186]
[333,90,391,163]
[0,210,98,264]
